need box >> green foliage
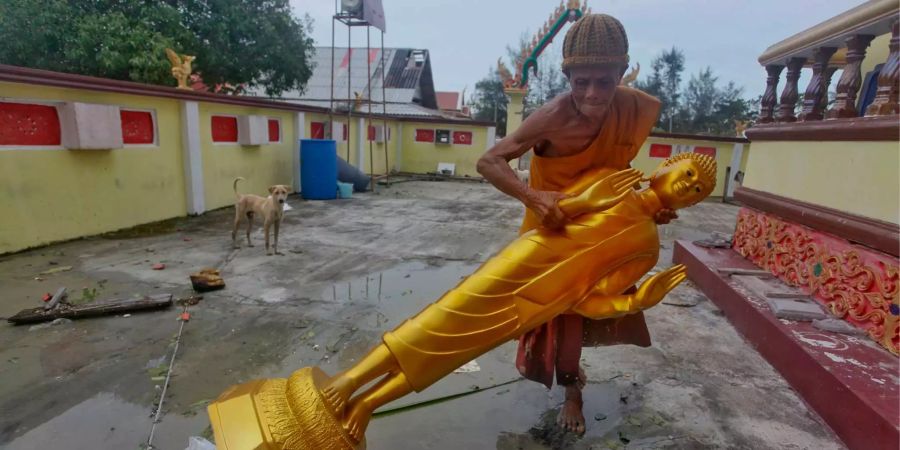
[0,0,315,96]
[635,47,755,136]
[470,68,509,136]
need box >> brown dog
[232,177,290,255]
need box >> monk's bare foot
[321,374,354,417]
[343,399,373,443]
[557,384,586,434]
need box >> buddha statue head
[649,152,717,210]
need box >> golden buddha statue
[207,152,717,450]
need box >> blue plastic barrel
[300,139,338,200]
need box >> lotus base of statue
[208,367,363,450]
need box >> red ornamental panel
[0,102,61,146]
[452,131,473,145]
[694,146,717,157]
[733,207,900,354]
[415,129,435,142]
[310,122,325,139]
[120,110,154,144]
[268,119,280,142]
[211,116,238,142]
[649,143,672,158]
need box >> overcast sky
[291,0,864,99]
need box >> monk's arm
[477,101,569,228]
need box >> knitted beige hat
[561,14,629,72]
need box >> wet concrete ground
[0,179,845,450]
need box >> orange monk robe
[517,86,661,388]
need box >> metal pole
[381,30,389,185]
[146,308,188,449]
[367,26,375,192]
[329,15,335,133]
[347,23,352,161]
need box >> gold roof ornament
[165,48,195,90]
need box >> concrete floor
[0,178,845,450]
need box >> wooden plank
[7,294,173,325]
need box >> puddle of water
[318,260,479,330]
[1,392,205,450]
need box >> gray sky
[292,0,864,99]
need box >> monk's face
[650,160,712,210]
[567,66,624,122]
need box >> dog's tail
[233,177,245,198]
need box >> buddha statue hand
[633,264,688,310]
[570,264,688,319]
[558,168,644,218]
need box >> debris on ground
[717,267,774,277]
[185,435,216,450]
[766,298,827,321]
[813,318,867,336]
[693,236,732,248]
[176,295,203,307]
[152,263,166,270]
[39,265,73,275]
[7,293,174,325]
[190,268,225,292]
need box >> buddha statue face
[649,153,717,210]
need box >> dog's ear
[268,186,276,194]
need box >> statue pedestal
[208,367,362,450]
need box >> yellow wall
[0,78,495,254]
[0,81,187,254]
[632,136,750,198]
[743,141,899,224]
[398,123,491,176]
[860,32,891,80]
[198,103,296,210]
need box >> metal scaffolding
[331,9,390,191]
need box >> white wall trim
[486,126,497,150]
[181,101,205,215]
[356,117,365,168]
[395,122,403,172]
[293,112,305,193]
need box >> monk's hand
[654,208,679,224]
[526,190,570,230]
[633,265,688,310]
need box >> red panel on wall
[415,129,435,142]
[268,119,280,142]
[694,146,717,157]
[310,122,325,139]
[211,116,238,142]
[0,102,61,146]
[649,143,672,158]
[452,131,473,145]
[120,110,154,144]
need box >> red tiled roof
[436,91,460,110]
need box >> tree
[470,68,509,136]
[0,0,315,96]
[679,68,754,135]
[635,47,685,132]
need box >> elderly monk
[320,153,716,444]
[476,14,668,433]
